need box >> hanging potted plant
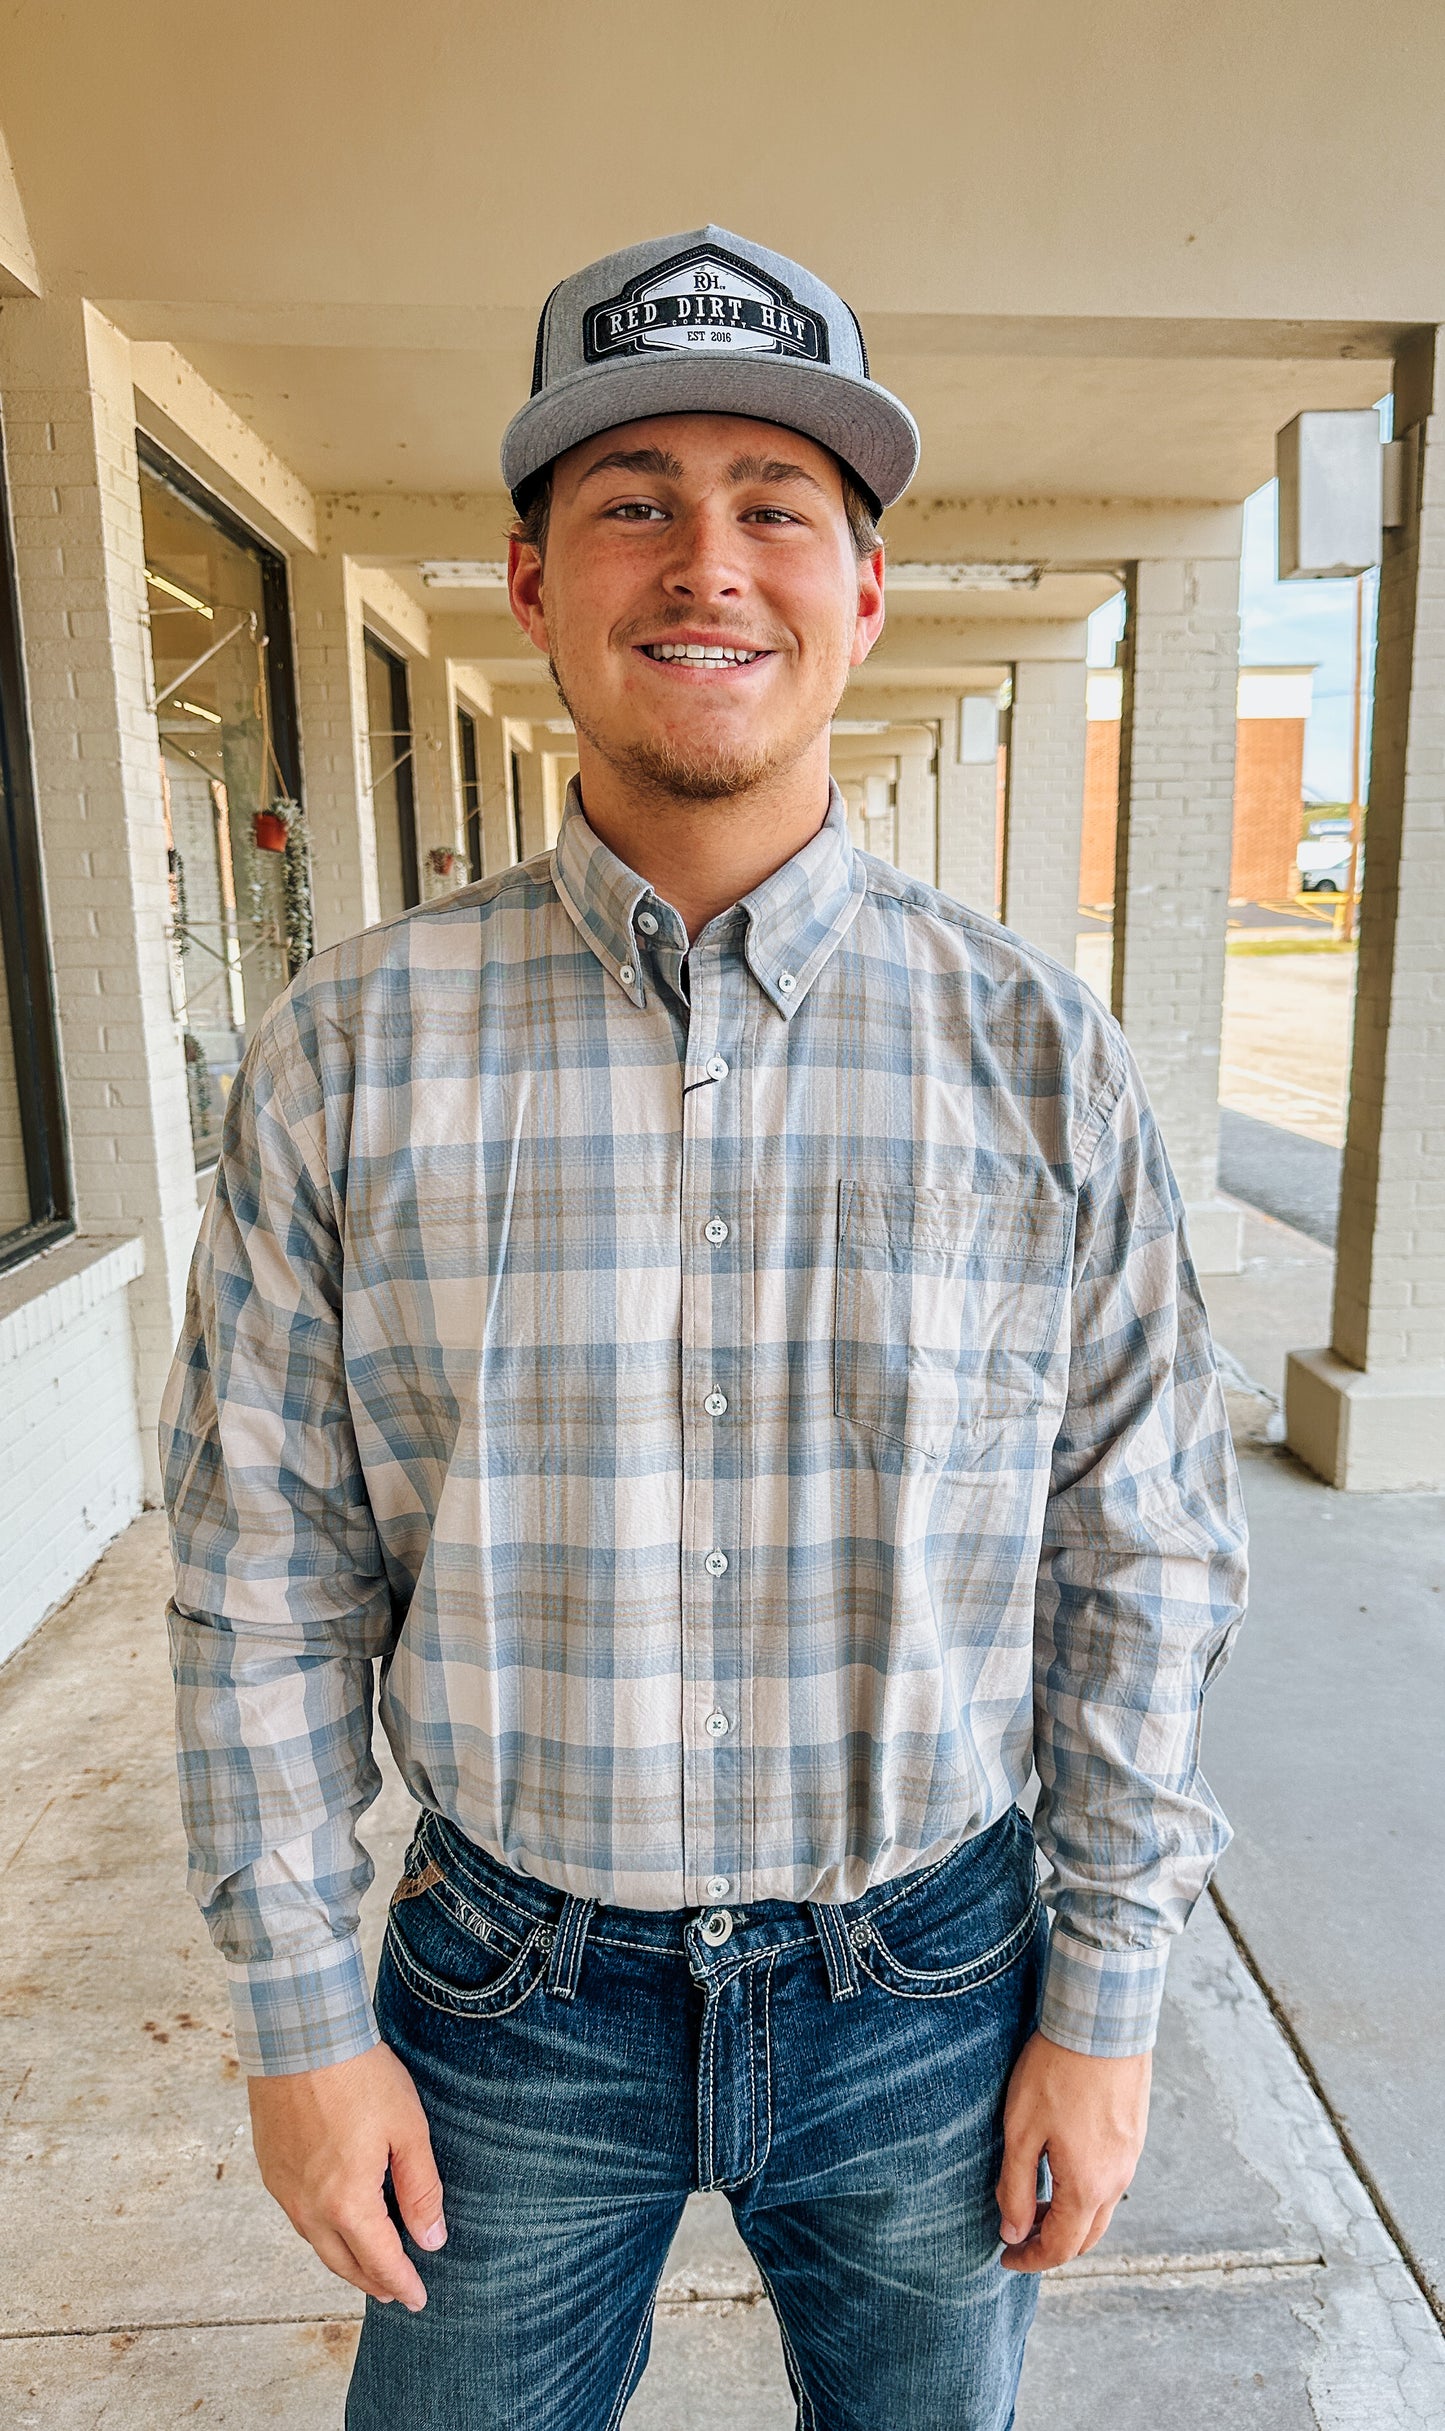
[253,800,292,854]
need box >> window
[0,414,72,1272]
[508,748,525,864]
[457,704,483,882]
[138,437,308,1172]
[364,632,418,918]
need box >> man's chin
[613,735,786,804]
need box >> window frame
[0,409,74,1275]
[457,702,482,883]
[363,628,419,910]
[136,433,303,804]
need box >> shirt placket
[678,932,749,1908]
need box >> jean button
[699,1909,734,1947]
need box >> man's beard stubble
[548,655,822,808]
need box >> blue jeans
[346,1806,1046,2431]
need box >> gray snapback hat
[501,225,919,515]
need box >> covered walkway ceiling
[1,3,1422,505]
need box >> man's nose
[660,506,744,599]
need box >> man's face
[507,414,885,803]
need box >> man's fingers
[390,2121,448,2253]
[999,2191,1095,2274]
[1074,2199,1121,2258]
[302,2202,429,2310]
[307,2224,405,2307]
[995,2128,1044,2247]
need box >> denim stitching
[698,1980,719,2191]
[750,2248,820,2431]
[853,1894,1039,2000]
[383,1913,547,2018]
[759,1952,776,2176]
[601,2282,659,2431]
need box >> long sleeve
[161,996,393,2075]
[1032,1045,1248,2057]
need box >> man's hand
[248,2042,445,2310]
[996,2031,1151,2272]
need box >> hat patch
[583,247,828,368]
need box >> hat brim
[501,354,919,514]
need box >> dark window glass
[138,437,308,1172]
[508,749,524,864]
[457,705,482,883]
[364,632,418,918]
[0,413,72,1270]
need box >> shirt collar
[551,779,866,1018]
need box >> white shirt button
[704,1710,731,1739]
[704,1217,730,1246]
[618,963,636,986]
[704,1055,729,1081]
[703,1389,728,1417]
[699,1908,733,1946]
[704,1873,731,1897]
[703,1548,729,1577]
[636,911,659,936]
[777,970,797,994]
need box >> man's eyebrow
[576,446,686,485]
[725,453,827,494]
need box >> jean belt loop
[809,1899,860,2002]
[545,1894,598,2000]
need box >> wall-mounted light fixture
[418,561,509,588]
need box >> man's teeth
[643,642,763,664]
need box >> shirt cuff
[1037,1921,1171,2058]
[224,1931,380,2076]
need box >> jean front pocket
[849,1810,1044,2002]
[384,1829,550,2019]
[852,1891,1041,2002]
[833,1179,1072,1463]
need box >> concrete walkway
[2,1206,1442,2426]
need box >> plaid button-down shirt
[162,786,1247,2076]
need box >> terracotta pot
[253,810,290,853]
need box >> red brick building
[1080,665,1314,907]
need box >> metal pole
[1339,574,1365,943]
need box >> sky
[1085,402,1389,804]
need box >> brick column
[471,706,517,873]
[408,653,464,896]
[289,551,376,948]
[937,694,1002,915]
[510,728,548,859]
[0,297,196,1481]
[1286,332,1445,1488]
[1000,657,1088,969]
[892,725,937,884]
[1112,544,1244,1274]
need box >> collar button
[777,970,797,995]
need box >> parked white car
[1297,816,1363,893]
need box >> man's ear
[850,544,886,668]
[508,533,549,653]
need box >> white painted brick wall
[1112,550,1242,1206]
[1333,335,1445,1372]
[408,651,465,892]
[937,695,1001,917]
[1001,659,1088,967]
[0,298,199,1488]
[290,551,376,949]
[0,1243,145,1663]
[892,732,938,885]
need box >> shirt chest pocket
[833,1180,1073,1464]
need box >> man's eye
[747,508,799,526]
[608,501,666,522]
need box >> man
[163,227,1247,2430]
